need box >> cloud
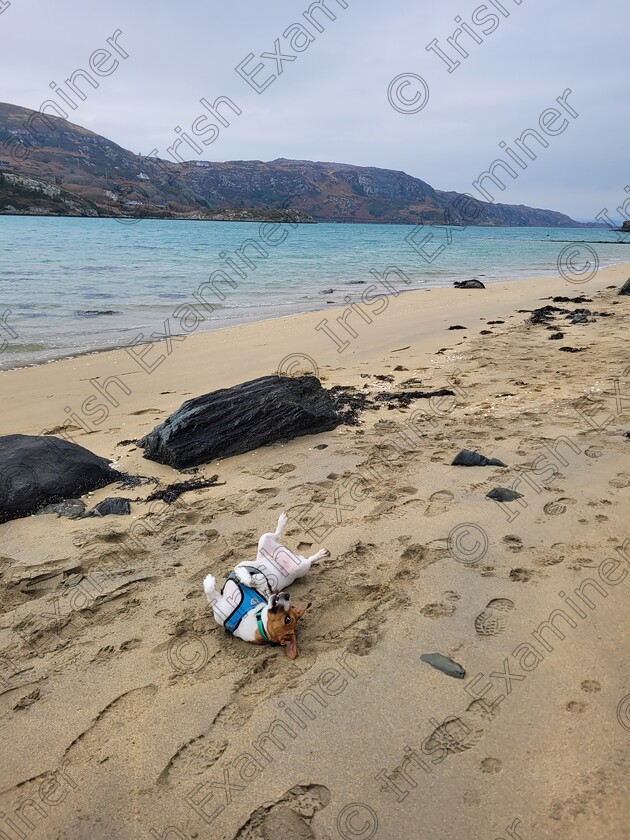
[0,0,627,218]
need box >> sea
[0,216,627,370]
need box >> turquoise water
[0,216,627,369]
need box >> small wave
[3,342,54,353]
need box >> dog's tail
[203,574,219,604]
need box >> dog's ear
[283,635,297,659]
[293,603,310,620]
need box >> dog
[203,512,329,658]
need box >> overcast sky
[1,0,628,220]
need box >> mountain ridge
[0,102,586,226]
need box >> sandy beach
[1,263,629,840]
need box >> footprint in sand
[543,497,576,516]
[420,602,456,619]
[259,463,296,480]
[64,685,158,764]
[502,535,523,553]
[425,490,455,517]
[480,757,502,774]
[568,556,597,571]
[566,700,587,713]
[158,736,230,785]
[609,474,630,489]
[585,446,603,459]
[425,716,483,756]
[581,679,601,693]
[509,568,535,582]
[474,598,515,637]
[234,784,331,840]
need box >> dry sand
[1,264,629,840]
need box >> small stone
[487,487,524,503]
[420,653,466,679]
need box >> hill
[0,102,583,225]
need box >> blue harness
[222,567,271,640]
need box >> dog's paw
[275,511,288,536]
[312,548,330,562]
[237,568,255,587]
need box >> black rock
[83,497,132,517]
[452,449,507,468]
[487,487,524,503]
[549,332,565,340]
[420,653,466,679]
[454,279,485,289]
[480,330,493,335]
[559,346,586,353]
[529,305,564,325]
[569,309,591,324]
[448,325,467,330]
[0,435,118,524]
[138,375,340,469]
[618,278,630,296]
[39,499,86,519]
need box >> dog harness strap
[255,608,271,644]
[242,565,273,593]
[223,575,267,635]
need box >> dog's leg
[257,520,308,588]
[203,574,219,604]
[274,511,288,538]
[307,548,330,564]
[256,512,290,569]
[291,548,330,579]
[257,513,330,588]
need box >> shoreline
[1,262,628,444]
[0,210,605,227]
[2,258,628,374]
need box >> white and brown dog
[203,513,329,658]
